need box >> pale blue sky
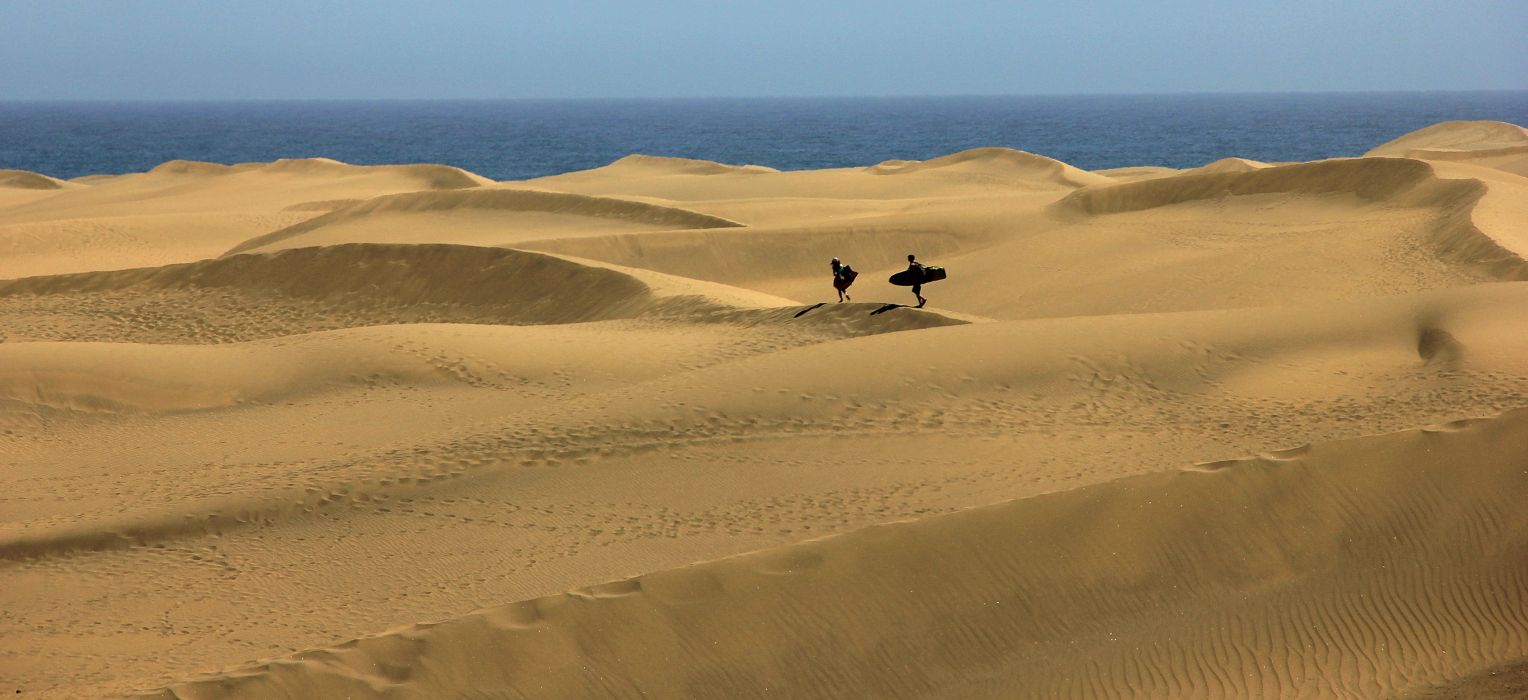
[2,0,1523,99]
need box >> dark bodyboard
[889,266,946,287]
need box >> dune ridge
[224,187,745,255]
[135,407,1528,700]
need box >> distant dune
[225,187,743,255]
[0,169,74,190]
[865,147,1114,188]
[5,121,1528,700]
[601,153,780,176]
[1180,156,1270,175]
[1366,119,1528,159]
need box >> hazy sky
[2,1,1523,100]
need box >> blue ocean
[2,92,1524,181]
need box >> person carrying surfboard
[906,253,927,308]
[830,257,856,303]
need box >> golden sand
[3,121,1527,698]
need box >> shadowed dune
[135,407,1528,700]
[0,243,964,346]
[0,245,654,339]
[0,169,75,190]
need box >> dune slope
[139,407,1528,700]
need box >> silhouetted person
[830,257,855,303]
[906,253,927,308]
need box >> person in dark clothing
[830,257,854,302]
[906,253,927,308]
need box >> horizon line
[3,88,1527,104]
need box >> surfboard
[888,266,946,287]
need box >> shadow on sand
[793,302,827,318]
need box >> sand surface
[3,121,1527,699]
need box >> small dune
[0,245,655,340]
[867,147,1113,188]
[1055,157,1455,215]
[0,242,964,346]
[1366,120,1528,159]
[147,157,492,189]
[601,154,780,176]
[0,169,73,190]
[1094,165,1181,182]
[226,187,744,255]
[1182,156,1270,175]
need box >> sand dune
[2,243,923,344]
[1366,120,1528,159]
[225,187,744,255]
[1181,156,1270,175]
[522,155,1519,318]
[5,121,1528,699]
[138,407,1528,699]
[1367,120,1528,178]
[526,151,1098,202]
[600,154,780,176]
[1094,165,1182,181]
[0,169,75,190]
[865,147,1114,188]
[0,158,498,278]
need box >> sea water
[2,92,1524,181]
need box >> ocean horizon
[3,90,1525,181]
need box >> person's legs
[912,283,925,308]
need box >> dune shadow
[870,303,908,316]
[793,302,827,318]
